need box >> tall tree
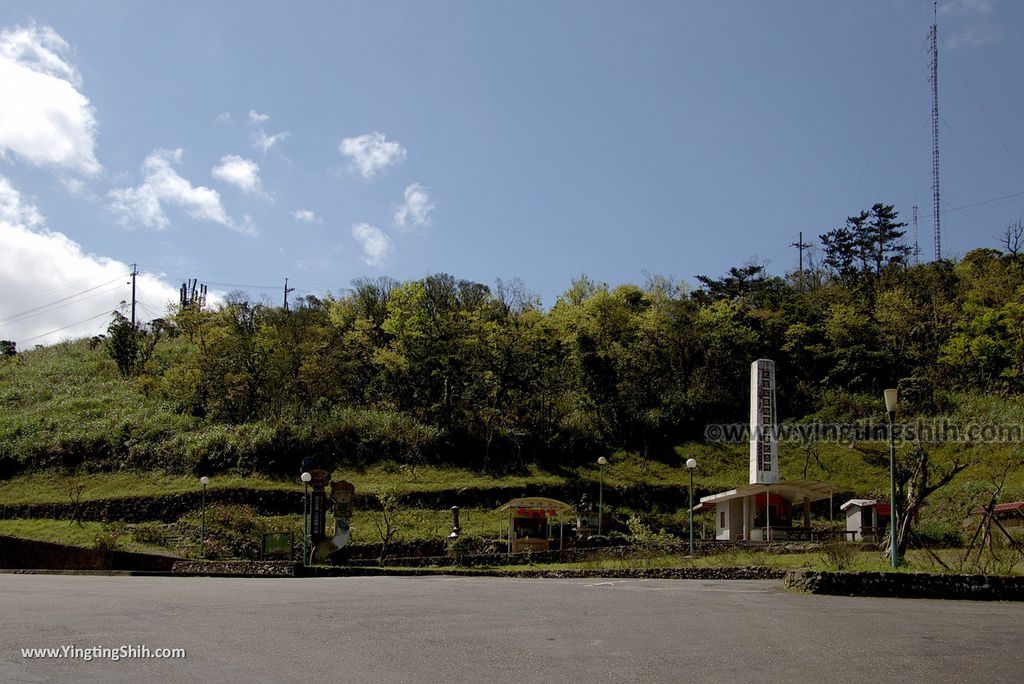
[865,202,911,274]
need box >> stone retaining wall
[354,540,847,567]
[299,565,786,580]
[171,560,298,576]
[784,570,1024,601]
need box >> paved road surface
[2,574,1022,683]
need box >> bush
[626,514,683,554]
[446,533,502,559]
[912,520,964,548]
[93,522,128,551]
[176,504,268,560]
[131,522,172,546]
[819,541,857,571]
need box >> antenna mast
[930,6,941,260]
[912,204,920,265]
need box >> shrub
[93,522,128,551]
[446,533,503,560]
[626,514,683,554]
[176,504,268,560]
[819,541,857,571]
[912,520,964,548]
[131,522,172,546]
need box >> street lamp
[300,471,312,567]
[686,458,697,555]
[884,388,899,569]
[597,456,608,536]
[199,476,209,559]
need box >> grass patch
[0,518,175,555]
[329,463,568,495]
[261,506,506,547]
[486,548,1024,575]
[0,470,294,506]
[0,465,570,506]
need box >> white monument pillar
[749,359,779,485]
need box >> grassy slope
[0,518,171,555]
[3,339,1024,532]
[0,339,193,468]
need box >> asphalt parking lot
[2,574,1022,683]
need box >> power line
[942,117,1024,216]
[201,280,284,290]
[136,302,162,319]
[876,118,929,198]
[943,189,1024,214]
[19,310,115,344]
[939,34,1024,189]
[943,198,989,237]
[0,282,125,326]
[0,276,125,320]
[140,264,284,280]
[0,273,123,314]
[843,32,930,212]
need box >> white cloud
[0,24,100,174]
[212,154,264,195]
[108,148,254,235]
[939,0,993,15]
[251,128,289,154]
[0,175,44,228]
[394,182,435,230]
[246,110,289,154]
[947,24,1000,48]
[351,222,392,266]
[292,209,320,224]
[0,175,181,346]
[60,176,84,194]
[339,132,406,179]
[217,112,231,123]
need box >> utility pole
[791,232,809,289]
[130,263,138,328]
[283,277,295,311]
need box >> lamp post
[199,476,209,558]
[686,458,697,555]
[597,456,608,536]
[300,471,312,567]
[884,388,899,569]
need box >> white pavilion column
[742,496,750,541]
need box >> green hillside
[3,234,1024,551]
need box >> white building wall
[846,507,864,541]
[715,504,730,541]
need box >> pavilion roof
[495,497,576,516]
[696,479,835,509]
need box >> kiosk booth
[496,497,576,553]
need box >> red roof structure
[971,500,1024,516]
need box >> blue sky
[1,1,1022,344]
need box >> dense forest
[3,204,1024,478]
